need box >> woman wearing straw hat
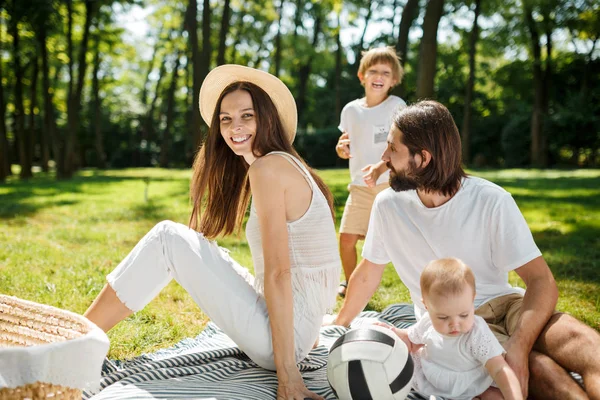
[84,65,341,400]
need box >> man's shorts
[475,293,561,347]
[339,183,389,237]
[475,293,524,346]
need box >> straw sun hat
[199,65,297,143]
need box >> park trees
[0,0,597,181]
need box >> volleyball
[327,325,413,399]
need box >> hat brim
[199,65,297,143]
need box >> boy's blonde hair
[420,258,476,299]
[358,46,404,85]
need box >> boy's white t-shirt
[338,95,406,187]
[362,176,542,319]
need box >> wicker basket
[0,382,80,400]
[0,295,109,400]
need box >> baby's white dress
[407,314,505,400]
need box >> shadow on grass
[492,176,599,204]
[488,175,600,190]
[0,171,190,221]
[534,222,600,284]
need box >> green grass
[1,167,599,359]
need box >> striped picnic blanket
[83,304,440,400]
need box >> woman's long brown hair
[189,81,334,239]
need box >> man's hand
[361,164,381,188]
[503,339,530,399]
[336,132,351,159]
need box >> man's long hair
[393,100,466,196]
[189,81,334,239]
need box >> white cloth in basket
[0,297,110,392]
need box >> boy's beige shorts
[339,183,389,237]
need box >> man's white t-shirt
[362,176,542,319]
[338,95,406,187]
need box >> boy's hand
[361,164,381,187]
[336,132,351,159]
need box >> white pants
[107,220,320,370]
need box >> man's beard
[387,160,419,192]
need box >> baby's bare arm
[372,322,423,353]
[485,355,523,400]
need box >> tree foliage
[1,0,598,181]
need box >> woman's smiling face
[219,89,258,164]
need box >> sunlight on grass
[1,167,598,358]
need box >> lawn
[1,167,598,360]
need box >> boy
[335,46,406,297]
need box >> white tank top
[246,151,341,320]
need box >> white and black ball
[327,325,413,400]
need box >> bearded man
[326,100,600,399]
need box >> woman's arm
[485,355,523,400]
[249,156,323,400]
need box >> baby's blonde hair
[420,258,476,299]
[358,46,404,85]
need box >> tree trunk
[229,1,247,63]
[92,36,106,169]
[185,0,203,157]
[142,57,166,166]
[524,4,546,167]
[12,10,31,179]
[542,20,552,162]
[217,0,231,66]
[47,31,62,175]
[396,0,419,65]
[64,0,95,178]
[201,0,211,81]
[296,8,322,125]
[160,55,182,168]
[273,0,284,76]
[37,24,53,173]
[141,29,162,107]
[293,0,304,40]
[357,0,373,57]
[416,0,445,99]
[394,0,420,97]
[63,0,74,178]
[133,30,162,167]
[0,14,10,180]
[461,0,481,165]
[184,57,193,162]
[28,53,39,172]
[581,39,596,97]
[251,23,272,68]
[389,0,399,41]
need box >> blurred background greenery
[1,0,598,182]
